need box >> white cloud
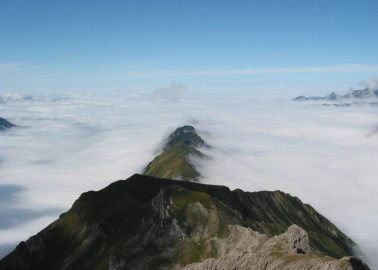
[360,77,378,91]
[0,62,27,72]
[0,89,377,268]
[153,82,188,101]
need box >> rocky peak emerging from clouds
[294,88,378,106]
[164,125,205,150]
[0,117,16,130]
[143,125,206,181]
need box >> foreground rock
[183,225,363,270]
[0,174,368,270]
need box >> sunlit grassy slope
[143,125,206,181]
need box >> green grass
[143,141,203,181]
[175,238,220,265]
[170,187,214,210]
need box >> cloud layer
[361,77,378,91]
[0,87,377,267]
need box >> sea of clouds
[0,85,377,268]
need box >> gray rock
[0,117,16,130]
[182,225,359,270]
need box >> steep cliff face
[0,174,368,270]
[143,125,206,181]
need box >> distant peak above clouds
[294,88,378,100]
[294,88,378,106]
[0,117,16,130]
[294,77,378,106]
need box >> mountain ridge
[0,174,367,270]
[294,88,378,105]
[0,125,370,269]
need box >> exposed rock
[164,125,205,150]
[0,117,16,130]
[182,224,358,270]
[280,224,311,255]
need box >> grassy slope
[143,144,203,181]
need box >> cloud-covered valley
[0,88,377,268]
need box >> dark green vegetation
[0,117,16,130]
[0,174,363,270]
[143,125,206,181]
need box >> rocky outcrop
[0,117,16,130]
[182,224,361,270]
[0,174,368,270]
[164,125,205,150]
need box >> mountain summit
[0,125,370,270]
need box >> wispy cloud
[360,77,378,91]
[124,64,378,78]
[0,62,28,72]
[153,82,188,101]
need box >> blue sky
[1,0,378,92]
